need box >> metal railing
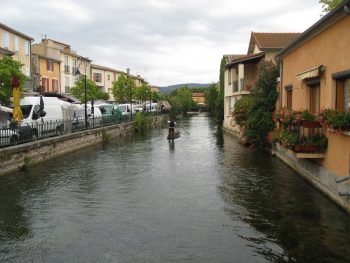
[0,111,162,148]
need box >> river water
[0,116,350,263]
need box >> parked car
[96,103,122,124]
[72,105,102,130]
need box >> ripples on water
[0,116,350,263]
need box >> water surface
[0,116,349,262]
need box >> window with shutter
[336,78,350,111]
[309,85,320,114]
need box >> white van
[117,103,132,116]
[145,102,158,112]
[19,96,74,137]
[73,104,102,129]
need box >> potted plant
[300,110,321,128]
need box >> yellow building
[0,23,33,90]
[223,32,300,133]
[278,1,350,177]
[192,92,206,105]
[32,44,61,93]
[91,64,124,101]
[40,38,91,94]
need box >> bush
[244,61,279,148]
[134,112,150,131]
[232,96,253,128]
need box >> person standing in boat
[168,119,176,137]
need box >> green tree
[151,91,160,102]
[0,56,27,106]
[205,83,219,114]
[96,90,110,101]
[134,83,149,103]
[112,73,135,103]
[319,0,343,12]
[168,86,193,115]
[70,75,99,103]
[214,56,228,123]
[244,61,279,148]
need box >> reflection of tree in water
[218,136,350,262]
[0,175,31,241]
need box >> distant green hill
[160,83,210,94]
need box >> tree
[168,86,193,115]
[244,61,279,148]
[112,73,135,103]
[205,83,219,114]
[134,83,149,103]
[96,90,110,101]
[0,56,27,106]
[214,56,228,123]
[319,0,343,12]
[70,75,99,103]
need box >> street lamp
[74,57,88,129]
[126,68,132,121]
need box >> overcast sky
[2,0,323,86]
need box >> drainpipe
[279,60,283,109]
[344,2,350,14]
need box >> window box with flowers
[319,109,350,134]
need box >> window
[336,78,350,111]
[285,85,293,109]
[47,60,53,71]
[42,77,49,92]
[64,55,69,66]
[52,79,58,93]
[94,73,102,82]
[228,69,231,84]
[108,74,110,81]
[309,85,320,114]
[14,37,19,52]
[25,41,30,56]
[2,31,9,48]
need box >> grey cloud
[2,0,321,86]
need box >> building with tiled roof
[223,32,300,133]
[40,38,91,94]
[247,32,301,54]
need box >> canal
[0,116,350,263]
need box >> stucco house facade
[32,44,61,93]
[278,0,350,178]
[40,38,91,94]
[91,64,124,101]
[0,23,33,91]
[223,32,300,133]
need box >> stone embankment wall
[0,115,167,176]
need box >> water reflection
[0,117,350,263]
[218,132,350,262]
[0,176,31,241]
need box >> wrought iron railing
[0,111,161,148]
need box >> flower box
[293,144,320,153]
[301,120,322,128]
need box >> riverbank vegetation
[232,61,279,148]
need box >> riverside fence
[0,112,160,148]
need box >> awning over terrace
[296,65,326,80]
